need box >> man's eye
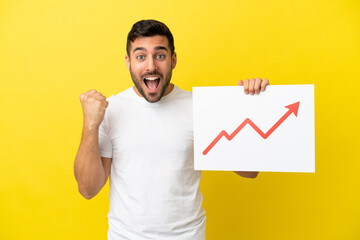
[136,55,144,60]
[157,54,165,59]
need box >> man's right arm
[74,90,110,199]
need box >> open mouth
[143,76,160,91]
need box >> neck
[164,83,174,96]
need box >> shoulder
[102,88,135,120]
[168,86,193,114]
[172,86,192,102]
[105,87,134,107]
[107,87,133,102]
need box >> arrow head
[285,101,300,117]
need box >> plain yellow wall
[1,0,359,239]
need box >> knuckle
[89,97,97,103]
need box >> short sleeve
[98,115,113,158]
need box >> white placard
[193,85,315,172]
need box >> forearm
[234,171,259,178]
[74,125,106,199]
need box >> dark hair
[126,19,175,56]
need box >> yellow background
[1,0,359,239]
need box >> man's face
[125,35,177,103]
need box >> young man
[74,20,269,239]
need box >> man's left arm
[235,77,269,178]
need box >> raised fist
[80,90,109,129]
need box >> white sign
[193,85,315,172]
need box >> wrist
[83,121,100,133]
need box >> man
[74,19,269,239]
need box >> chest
[106,102,194,171]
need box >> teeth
[145,77,159,81]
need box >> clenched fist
[80,90,109,130]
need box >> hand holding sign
[238,78,269,95]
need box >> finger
[94,95,106,101]
[80,93,85,101]
[238,80,244,86]
[243,79,249,94]
[254,77,262,95]
[87,89,97,94]
[261,78,269,91]
[81,89,97,101]
[92,91,105,98]
[92,91,103,97]
[249,78,255,95]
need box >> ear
[125,54,130,71]
[171,52,177,69]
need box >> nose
[146,57,158,72]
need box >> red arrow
[202,102,300,155]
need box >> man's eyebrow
[132,46,168,53]
[133,47,146,53]
[155,46,168,51]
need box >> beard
[130,66,173,103]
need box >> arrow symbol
[202,101,300,155]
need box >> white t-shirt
[99,85,206,240]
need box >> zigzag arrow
[203,101,300,155]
